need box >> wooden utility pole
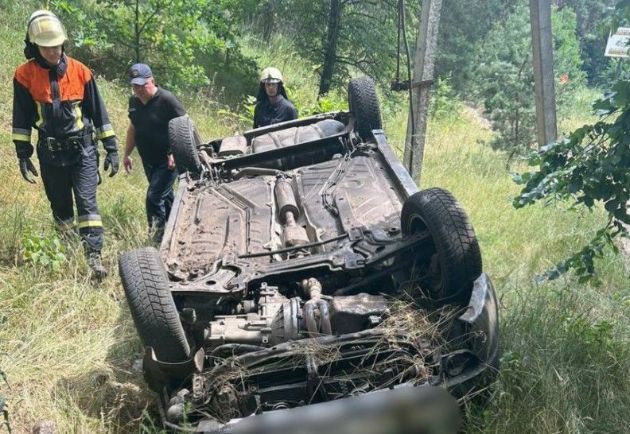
[529,0,557,147]
[403,0,443,185]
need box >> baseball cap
[129,63,152,85]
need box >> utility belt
[38,134,90,153]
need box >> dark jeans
[142,161,178,230]
[39,144,103,252]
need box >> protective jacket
[11,53,116,253]
[12,55,116,166]
[253,95,298,128]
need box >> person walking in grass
[12,10,119,279]
[123,63,186,243]
[253,67,298,128]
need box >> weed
[20,230,67,272]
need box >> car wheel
[401,188,482,306]
[168,115,202,176]
[348,76,383,141]
[119,247,190,362]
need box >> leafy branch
[513,81,630,281]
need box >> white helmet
[27,10,67,47]
[260,67,284,84]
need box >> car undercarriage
[119,76,499,433]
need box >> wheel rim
[408,214,444,299]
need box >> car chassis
[119,77,499,433]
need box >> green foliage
[472,3,537,156]
[51,0,257,96]
[439,0,611,89]
[430,75,460,120]
[295,91,349,117]
[468,285,629,434]
[514,81,630,280]
[255,0,418,95]
[553,7,588,118]
[436,0,517,92]
[559,0,614,84]
[472,4,586,158]
[20,230,67,272]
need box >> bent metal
[119,76,499,433]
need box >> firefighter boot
[87,251,107,280]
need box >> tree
[435,0,517,94]
[513,0,630,280]
[319,0,343,95]
[265,0,417,96]
[471,3,585,160]
[53,0,255,94]
[554,0,614,84]
[513,83,629,280]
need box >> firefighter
[253,67,298,128]
[12,10,119,279]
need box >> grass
[0,3,628,433]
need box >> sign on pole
[605,28,630,58]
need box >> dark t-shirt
[253,95,298,128]
[128,88,186,165]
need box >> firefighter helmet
[27,10,67,47]
[260,67,284,84]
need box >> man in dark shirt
[253,67,298,128]
[123,63,186,241]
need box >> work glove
[104,151,119,177]
[19,158,38,184]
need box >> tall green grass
[0,4,628,433]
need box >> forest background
[0,0,628,433]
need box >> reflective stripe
[73,102,84,131]
[35,101,44,127]
[12,133,31,141]
[95,124,115,140]
[12,127,31,136]
[78,220,102,229]
[12,127,31,142]
[78,214,101,222]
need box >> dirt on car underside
[163,154,404,280]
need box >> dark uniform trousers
[39,142,103,252]
[12,56,114,255]
[142,160,178,230]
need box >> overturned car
[119,77,499,433]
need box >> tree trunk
[319,0,342,96]
[262,0,277,42]
[134,0,141,62]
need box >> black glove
[19,158,38,184]
[104,151,119,177]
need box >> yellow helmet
[260,67,283,84]
[27,10,67,47]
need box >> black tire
[119,247,190,362]
[401,188,482,306]
[348,76,383,141]
[168,115,202,176]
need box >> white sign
[605,28,630,58]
